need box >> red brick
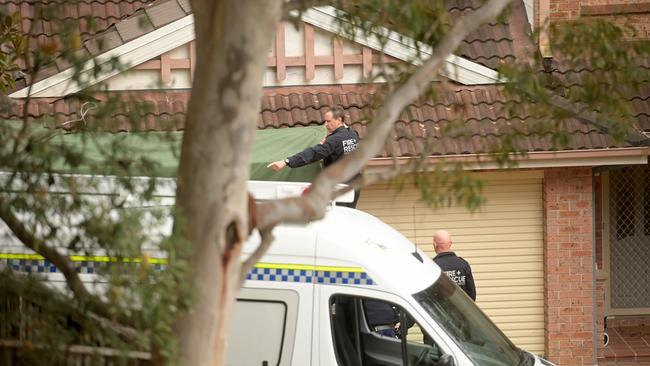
[572,250,592,257]
[544,167,594,364]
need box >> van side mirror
[438,354,455,366]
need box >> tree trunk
[174,1,282,365]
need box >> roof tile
[115,13,155,42]
[84,30,123,55]
[177,0,192,14]
[145,0,185,28]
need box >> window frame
[226,288,299,366]
[326,289,460,366]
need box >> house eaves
[366,147,649,172]
[10,6,503,99]
[9,15,195,99]
[300,6,505,85]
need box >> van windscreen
[413,275,530,366]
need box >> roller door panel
[358,171,545,355]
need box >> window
[225,289,298,366]
[413,275,526,366]
[330,294,449,366]
[226,300,286,366]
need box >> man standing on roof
[267,105,361,208]
[433,230,476,301]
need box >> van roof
[244,206,441,296]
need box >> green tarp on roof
[4,123,325,182]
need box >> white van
[229,198,555,366]
[0,179,554,366]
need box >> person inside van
[363,299,400,337]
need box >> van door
[316,286,471,366]
[225,288,300,366]
[239,224,319,365]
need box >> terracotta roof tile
[4,85,648,155]
[84,29,123,55]
[145,0,185,28]
[9,0,530,93]
[115,12,155,42]
[54,48,91,71]
[447,0,519,69]
[177,0,191,14]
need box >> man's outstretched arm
[267,140,334,171]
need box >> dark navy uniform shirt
[433,251,476,301]
[364,300,399,326]
[286,126,359,168]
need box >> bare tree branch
[282,0,332,20]
[546,93,650,146]
[13,2,41,155]
[0,196,133,327]
[239,226,274,284]
[256,0,515,229]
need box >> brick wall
[541,0,650,39]
[549,0,581,21]
[544,167,595,365]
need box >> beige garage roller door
[358,170,544,355]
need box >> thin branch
[546,93,650,146]
[0,196,133,326]
[87,313,139,340]
[239,226,274,284]
[0,340,150,359]
[282,0,333,20]
[13,2,41,155]
[257,0,515,229]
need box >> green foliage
[2,0,650,364]
[500,18,650,146]
[0,270,144,364]
[0,120,190,362]
[321,1,650,210]
[0,9,27,94]
[0,1,190,361]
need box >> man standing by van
[266,106,361,208]
[433,230,476,301]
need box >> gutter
[365,147,649,171]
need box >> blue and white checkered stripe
[315,270,373,285]
[246,267,314,283]
[0,258,167,274]
[245,266,374,286]
[1,256,373,286]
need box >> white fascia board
[9,15,195,98]
[366,148,649,172]
[300,6,504,85]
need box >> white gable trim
[9,15,195,98]
[301,6,504,85]
[10,6,505,98]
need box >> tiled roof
[447,0,533,69]
[544,58,650,134]
[6,0,190,91]
[6,0,528,91]
[3,0,151,78]
[4,85,646,157]
[5,0,151,40]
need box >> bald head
[433,230,452,254]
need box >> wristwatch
[284,158,289,165]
